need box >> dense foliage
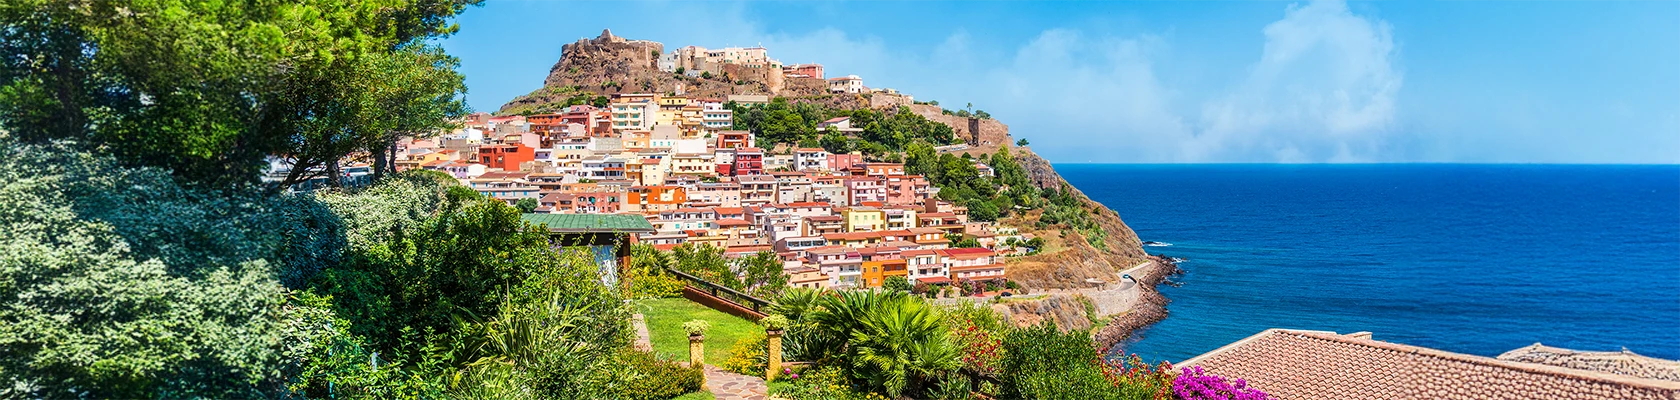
[0,138,342,398]
[655,243,790,298]
[0,0,474,188]
[759,288,1182,400]
[729,98,959,154]
[0,136,701,398]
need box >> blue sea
[1057,164,1680,363]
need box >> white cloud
[1192,0,1402,162]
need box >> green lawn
[670,390,716,400]
[634,298,762,365]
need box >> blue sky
[441,1,1679,164]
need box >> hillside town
[268,84,1026,292]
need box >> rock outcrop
[990,295,1097,332]
[499,30,784,114]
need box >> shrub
[760,315,792,331]
[948,307,1006,376]
[999,323,1116,399]
[683,320,711,336]
[767,366,884,400]
[627,272,685,299]
[619,350,703,400]
[0,139,342,398]
[883,276,911,292]
[721,333,768,376]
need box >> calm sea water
[1057,164,1680,363]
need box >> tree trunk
[326,159,343,188]
[371,142,388,181]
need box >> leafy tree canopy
[0,0,478,189]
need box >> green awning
[519,213,657,234]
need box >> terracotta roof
[715,218,752,227]
[939,248,996,258]
[1182,329,1680,400]
[1497,343,1680,382]
[902,249,940,257]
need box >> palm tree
[810,291,960,397]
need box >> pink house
[827,153,863,171]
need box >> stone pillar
[689,334,706,367]
[690,334,706,389]
[766,329,784,381]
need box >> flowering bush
[1099,354,1175,400]
[951,318,1005,376]
[1172,366,1272,400]
[722,333,768,376]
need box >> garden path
[704,365,769,400]
[631,313,653,352]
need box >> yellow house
[657,97,690,127]
[841,207,886,232]
[669,152,714,177]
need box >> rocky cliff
[500,30,832,115]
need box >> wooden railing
[663,267,772,315]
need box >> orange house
[860,259,909,288]
[626,185,687,213]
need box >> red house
[733,147,764,176]
[478,144,534,171]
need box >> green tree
[312,180,561,362]
[883,276,912,292]
[967,200,1000,222]
[820,129,851,154]
[1017,138,1030,147]
[741,251,789,298]
[0,0,476,188]
[516,197,539,213]
[671,244,739,289]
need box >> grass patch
[634,298,761,364]
[670,391,716,400]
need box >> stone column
[765,329,784,381]
[689,334,706,367]
[690,334,706,389]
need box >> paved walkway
[704,365,769,400]
[635,313,769,399]
[631,314,653,352]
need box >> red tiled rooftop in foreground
[1181,329,1680,400]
